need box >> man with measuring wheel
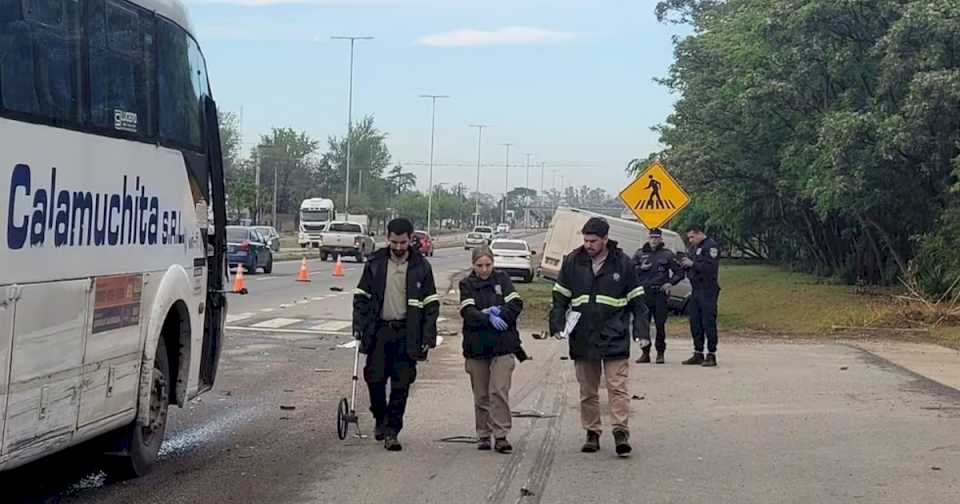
[353,218,440,451]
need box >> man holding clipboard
[549,217,649,457]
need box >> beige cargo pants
[574,358,630,433]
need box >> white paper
[558,311,581,339]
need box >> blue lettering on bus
[6,164,185,250]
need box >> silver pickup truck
[319,221,376,262]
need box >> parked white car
[464,232,487,250]
[490,239,536,283]
[472,225,495,243]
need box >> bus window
[157,18,203,151]
[0,0,81,122]
[86,0,155,136]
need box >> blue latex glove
[488,305,502,317]
[489,313,509,331]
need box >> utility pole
[500,143,513,224]
[254,148,261,225]
[420,94,449,235]
[524,153,533,189]
[331,35,373,215]
[469,124,487,226]
[540,161,545,200]
[272,148,279,228]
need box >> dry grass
[517,264,960,349]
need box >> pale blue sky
[186,0,684,196]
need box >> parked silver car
[253,226,281,252]
[464,232,487,250]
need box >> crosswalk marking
[250,318,302,329]
[309,320,353,332]
[226,312,254,323]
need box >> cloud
[417,26,577,47]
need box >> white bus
[0,0,228,477]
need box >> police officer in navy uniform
[678,224,721,367]
[633,228,684,364]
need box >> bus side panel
[0,292,13,454]
[2,280,88,461]
[77,274,145,429]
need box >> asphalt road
[7,232,960,503]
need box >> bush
[909,205,960,298]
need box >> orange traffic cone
[297,258,311,282]
[232,265,246,292]
[332,256,345,277]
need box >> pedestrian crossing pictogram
[619,161,690,228]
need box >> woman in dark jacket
[459,246,523,453]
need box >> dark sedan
[227,226,274,274]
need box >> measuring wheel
[335,343,363,440]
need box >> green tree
[322,115,392,209]
[387,164,417,195]
[646,0,960,290]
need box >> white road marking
[279,303,291,308]
[311,297,327,301]
[437,317,448,323]
[226,312,254,323]
[310,320,353,332]
[250,318,302,329]
[260,308,276,313]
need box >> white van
[539,207,692,312]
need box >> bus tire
[104,338,170,480]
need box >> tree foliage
[646,0,960,292]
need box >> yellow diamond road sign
[619,161,690,229]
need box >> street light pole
[331,36,373,215]
[500,143,512,223]
[469,124,487,226]
[540,161,545,199]
[273,148,279,227]
[421,94,449,235]
[524,153,533,189]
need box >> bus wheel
[104,338,170,479]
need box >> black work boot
[655,351,665,364]
[613,429,632,457]
[494,437,513,454]
[702,353,717,367]
[384,433,403,451]
[581,431,600,453]
[477,437,492,451]
[636,347,651,364]
[682,353,704,365]
[374,419,387,441]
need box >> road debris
[932,466,942,471]
[330,286,344,292]
[840,366,849,371]
[560,356,569,360]
[337,340,359,349]
[632,395,645,401]
[520,487,535,497]
[438,435,480,444]
[314,368,333,373]
[280,405,297,411]
[512,409,557,419]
